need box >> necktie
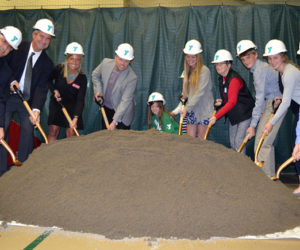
[23,52,35,100]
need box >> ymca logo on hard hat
[236,40,257,56]
[263,39,287,56]
[211,49,233,64]
[183,39,203,55]
[147,92,166,105]
[0,26,22,50]
[64,42,84,55]
[115,43,134,60]
[33,19,55,36]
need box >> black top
[219,68,255,125]
[48,64,87,129]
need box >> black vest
[219,69,255,125]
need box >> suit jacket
[0,58,13,127]
[92,58,137,126]
[5,41,54,110]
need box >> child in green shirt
[147,92,179,134]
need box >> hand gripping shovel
[13,85,48,144]
[237,134,250,153]
[95,97,109,129]
[0,138,22,166]
[57,101,79,136]
[254,100,281,167]
[270,156,294,181]
[178,97,187,135]
[204,110,216,140]
[204,102,222,140]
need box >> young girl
[147,92,179,134]
[180,39,214,139]
[209,49,255,154]
[262,39,300,195]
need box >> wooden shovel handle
[178,104,185,135]
[254,131,267,167]
[271,156,294,180]
[61,107,80,137]
[204,110,216,140]
[237,134,250,153]
[101,107,110,129]
[0,138,22,166]
[23,101,48,144]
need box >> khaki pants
[254,99,286,177]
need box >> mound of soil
[0,129,299,239]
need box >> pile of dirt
[0,129,299,240]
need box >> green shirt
[151,111,179,134]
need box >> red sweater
[215,77,243,120]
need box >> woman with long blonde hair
[180,39,214,140]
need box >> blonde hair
[182,53,203,96]
[281,54,300,71]
[62,54,83,78]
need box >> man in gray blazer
[92,43,137,130]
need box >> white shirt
[19,43,42,92]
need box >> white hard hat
[263,39,287,57]
[64,42,84,55]
[179,71,185,78]
[236,40,257,56]
[297,42,300,55]
[147,92,166,105]
[183,39,202,55]
[115,43,134,60]
[211,49,233,63]
[0,26,22,50]
[33,18,55,37]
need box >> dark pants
[0,95,34,175]
[101,106,130,130]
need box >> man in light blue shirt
[237,40,283,177]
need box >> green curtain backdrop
[0,5,299,168]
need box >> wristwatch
[112,120,118,126]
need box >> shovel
[13,85,48,144]
[57,101,79,136]
[178,97,187,135]
[204,110,216,140]
[271,156,294,181]
[237,134,250,153]
[0,138,22,166]
[204,102,222,140]
[254,100,281,167]
[95,97,109,129]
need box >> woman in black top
[48,42,87,142]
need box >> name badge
[72,83,80,89]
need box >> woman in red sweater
[209,49,254,154]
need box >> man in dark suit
[0,19,55,174]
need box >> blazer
[92,58,137,126]
[0,58,13,127]
[5,41,54,110]
[185,65,214,121]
